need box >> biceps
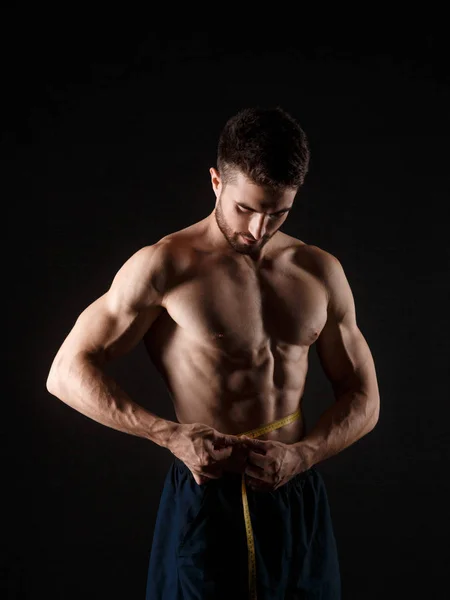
[58,294,163,364]
[316,316,373,393]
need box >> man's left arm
[294,251,380,470]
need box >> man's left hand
[239,436,307,492]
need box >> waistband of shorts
[172,455,314,485]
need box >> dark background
[4,24,449,599]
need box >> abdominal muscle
[167,347,308,476]
[145,328,309,448]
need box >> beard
[214,195,271,256]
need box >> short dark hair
[217,106,310,189]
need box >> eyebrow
[236,202,292,215]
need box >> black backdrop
[5,25,449,600]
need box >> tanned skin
[47,167,380,489]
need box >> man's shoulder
[289,238,341,278]
[129,226,201,281]
[156,226,201,264]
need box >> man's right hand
[167,422,249,485]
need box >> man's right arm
[46,241,180,449]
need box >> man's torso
[143,220,329,444]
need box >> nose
[248,213,267,240]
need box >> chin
[235,246,254,255]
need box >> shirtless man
[46,106,380,600]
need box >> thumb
[213,434,242,448]
[239,435,261,448]
[239,435,254,444]
[210,444,234,458]
[210,434,241,457]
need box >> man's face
[211,168,297,256]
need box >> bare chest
[160,255,328,353]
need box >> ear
[209,167,222,199]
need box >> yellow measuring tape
[237,408,303,600]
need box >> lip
[241,235,256,244]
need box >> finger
[207,437,231,453]
[213,435,242,448]
[240,435,263,443]
[210,445,233,458]
[240,436,268,453]
[244,460,265,477]
[246,450,266,468]
[194,470,221,485]
[193,473,210,485]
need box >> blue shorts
[145,457,341,599]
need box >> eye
[237,206,286,219]
[237,206,252,215]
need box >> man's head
[210,106,310,256]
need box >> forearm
[294,388,379,469]
[47,357,180,448]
